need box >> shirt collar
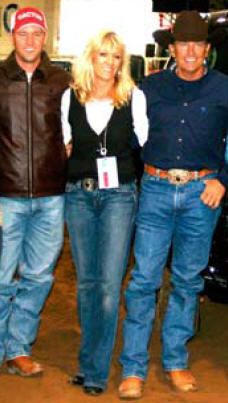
[2,51,50,80]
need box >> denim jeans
[0,195,65,363]
[120,173,221,379]
[65,181,137,389]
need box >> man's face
[12,25,47,72]
[169,41,210,81]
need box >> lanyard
[98,126,108,157]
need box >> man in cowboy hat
[118,10,228,399]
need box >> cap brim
[13,23,47,32]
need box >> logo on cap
[11,7,48,32]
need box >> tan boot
[118,377,144,400]
[165,369,197,392]
[7,356,43,377]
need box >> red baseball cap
[10,7,48,32]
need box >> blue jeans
[0,196,65,362]
[120,173,221,379]
[65,181,137,389]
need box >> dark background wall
[153,0,228,11]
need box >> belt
[77,178,98,191]
[144,164,215,185]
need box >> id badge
[96,156,119,189]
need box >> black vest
[67,90,136,183]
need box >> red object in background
[159,13,172,30]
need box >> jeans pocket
[141,172,158,186]
[107,182,138,206]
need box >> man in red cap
[0,7,71,376]
[10,7,48,71]
[119,10,228,399]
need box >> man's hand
[200,179,226,209]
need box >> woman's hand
[65,142,72,158]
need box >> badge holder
[96,127,119,189]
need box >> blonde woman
[62,30,148,396]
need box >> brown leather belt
[144,164,215,185]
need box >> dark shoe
[118,377,144,399]
[165,369,198,392]
[68,374,85,386]
[7,356,43,377]
[83,386,104,396]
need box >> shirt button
[180,119,185,124]
[176,156,180,160]
[178,138,183,142]
[183,102,188,106]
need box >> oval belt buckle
[167,169,190,185]
[82,178,97,191]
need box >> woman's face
[92,42,123,83]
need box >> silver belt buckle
[167,169,191,185]
[81,178,98,191]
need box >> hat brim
[153,29,211,47]
[12,22,47,32]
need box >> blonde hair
[72,30,135,108]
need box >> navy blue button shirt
[141,69,228,186]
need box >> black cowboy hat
[153,10,208,48]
